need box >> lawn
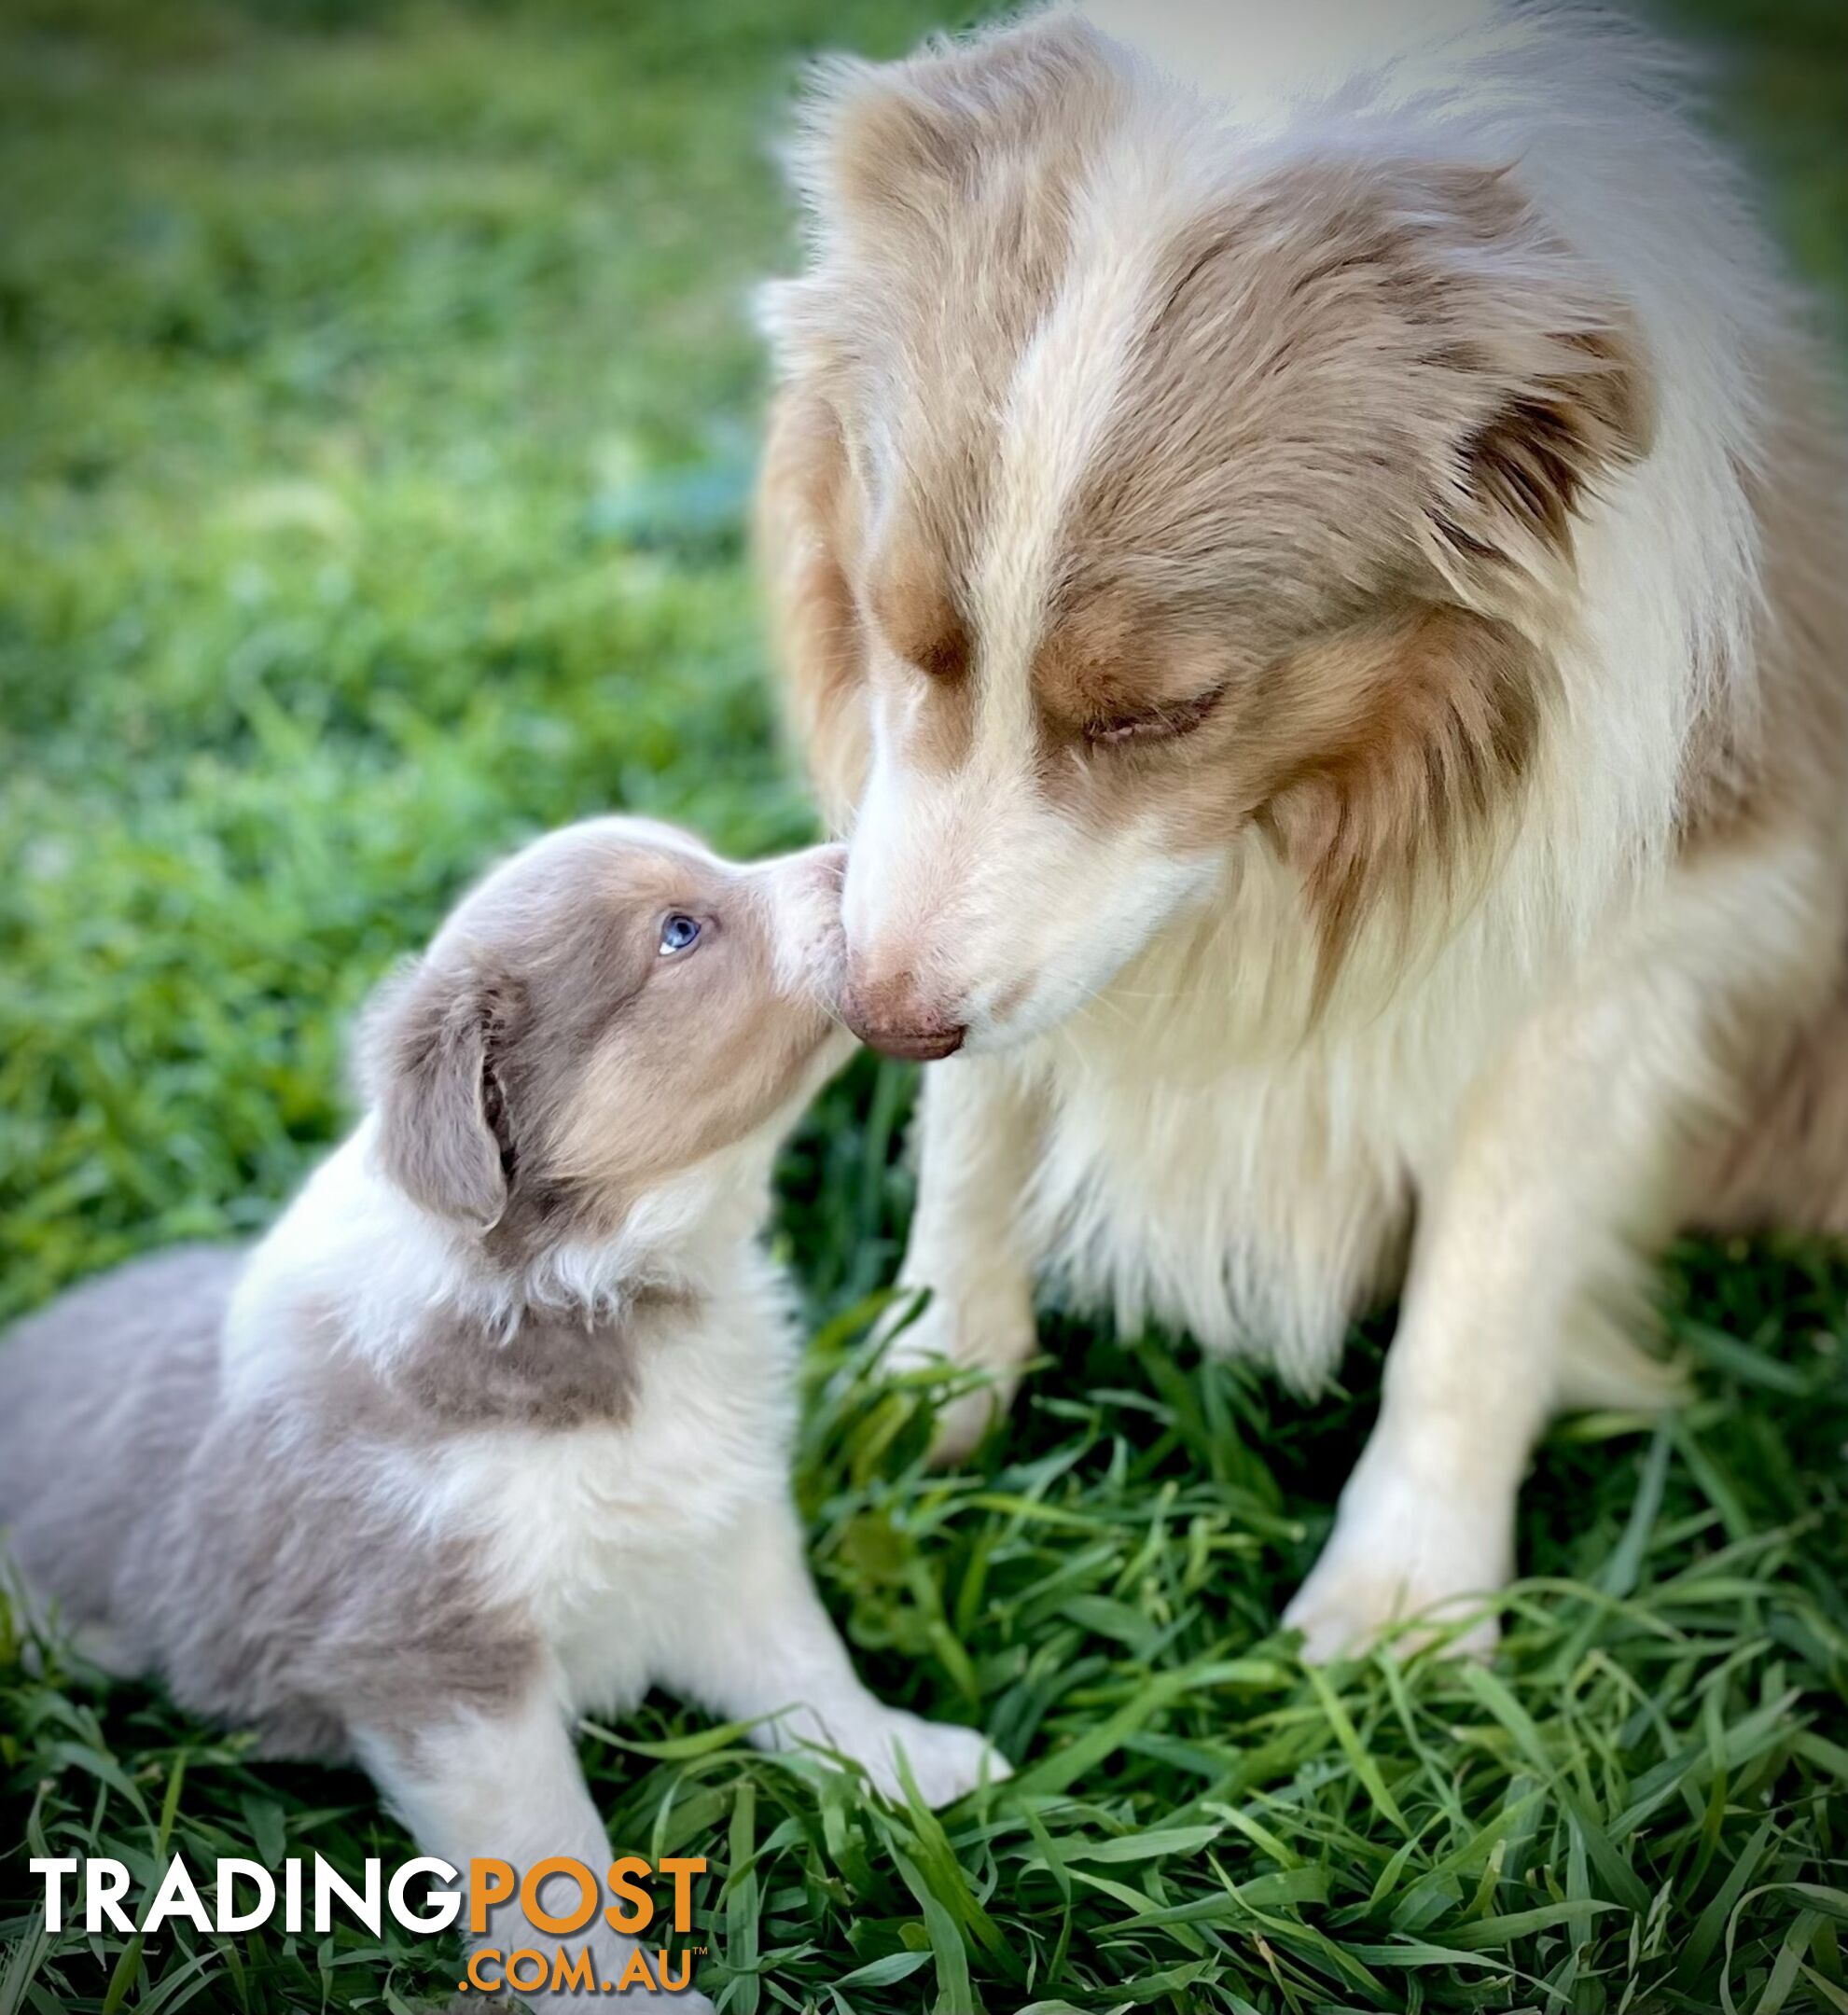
[2,2,1846,2011]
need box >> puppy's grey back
[0,1245,240,1643]
[1,1244,547,1759]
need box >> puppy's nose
[839,970,966,1062]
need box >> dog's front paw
[1283,1464,1510,1662]
[843,1709,1012,1808]
[880,1287,1034,1466]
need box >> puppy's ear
[1388,161,1654,586]
[361,951,524,1232]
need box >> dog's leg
[883,1054,1043,1462]
[357,1689,716,2011]
[1282,898,1766,1661]
[657,1504,1010,1807]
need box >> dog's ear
[1386,161,1654,586]
[756,386,869,826]
[361,950,524,1232]
[771,15,1119,267]
[1257,604,1552,1008]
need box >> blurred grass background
[2,2,1846,2011]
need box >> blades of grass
[238,1797,287,1870]
[1303,1664,1410,1835]
[1560,1790,1651,1917]
[44,1740,150,1822]
[1757,1910,1824,2015]
[1108,1866,1330,1930]
[1203,1801,1304,1871]
[726,1780,759,2015]
[98,1939,143,2015]
[888,1758,1010,1965]
[829,1951,933,1989]
[1457,1663,1555,1779]
[582,1718,757,1760]
[1020,1801,1073,1905]
[1009,1673,1189,1798]
[1679,1322,1816,1395]
[1062,1827,1223,1864]
[888,1844,977,2015]
[0,1921,53,2015]
[1724,1887,1844,2015]
[1445,1900,1623,1950]
[1670,1420,1755,1547]
[1678,1816,1776,1988]
[129,1950,221,2015]
[1596,1425,1674,1599]
[1799,1964,1848,2014]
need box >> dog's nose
[839,971,966,1062]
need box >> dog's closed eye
[1084,682,1229,748]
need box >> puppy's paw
[1283,1467,1509,1663]
[845,1709,1012,1808]
[880,1288,1033,1466]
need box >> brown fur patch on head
[765,115,1648,788]
[1038,158,1641,992]
[1399,161,1652,584]
[863,514,980,772]
[757,388,868,822]
[1250,606,1551,1002]
[1057,154,1653,632]
[868,537,971,687]
[1031,585,1231,745]
[768,11,1124,500]
[1028,591,1552,1004]
[544,897,829,1216]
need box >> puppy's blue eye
[659,913,702,955]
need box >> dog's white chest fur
[1024,1049,1407,1386]
[1004,858,1509,1386]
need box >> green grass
[2,2,1846,2010]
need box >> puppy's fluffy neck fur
[480,1126,785,1327]
[224,1113,787,1403]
